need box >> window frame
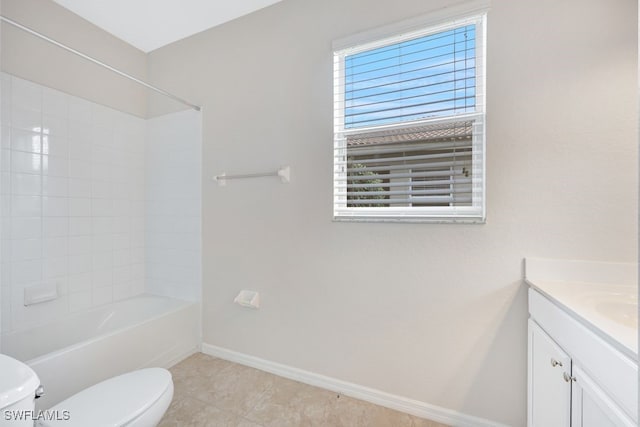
[332,11,487,223]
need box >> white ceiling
[51,0,283,52]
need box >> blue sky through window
[344,24,476,129]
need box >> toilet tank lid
[0,354,40,408]
[45,368,172,426]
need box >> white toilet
[0,354,41,427]
[0,354,173,427]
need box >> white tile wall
[0,73,147,333]
[145,110,202,302]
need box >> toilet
[0,354,41,427]
[0,354,173,427]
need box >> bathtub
[1,294,200,410]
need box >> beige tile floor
[159,352,450,427]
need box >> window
[333,13,486,222]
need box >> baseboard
[201,343,508,427]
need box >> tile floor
[159,352,449,427]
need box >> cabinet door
[528,319,572,427]
[571,365,636,427]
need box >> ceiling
[51,0,283,53]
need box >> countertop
[525,258,638,360]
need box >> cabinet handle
[550,358,563,367]
[563,372,576,382]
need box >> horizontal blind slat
[346,196,473,205]
[344,170,467,181]
[346,159,470,173]
[340,151,471,166]
[339,186,472,197]
[347,104,475,127]
[337,178,474,188]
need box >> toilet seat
[39,368,173,427]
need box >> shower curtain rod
[0,15,201,112]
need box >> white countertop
[525,258,638,360]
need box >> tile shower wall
[0,73,146,334]
[145,110,201,301]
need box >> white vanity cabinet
[571,364,636,427]
[528,320,571,426]
[528,289,637,427]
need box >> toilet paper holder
[234,290,260,309]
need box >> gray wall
[148,0,638,425]
[1,0,148,117]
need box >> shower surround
[0,72,202,351]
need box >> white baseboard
[201,343,508,427]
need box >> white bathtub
[1,294,200,410]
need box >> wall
[147,0,638,425]
[0,73,146,340]
[0,0,147,118]
[146,109,202,301]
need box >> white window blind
[333,14,486,222]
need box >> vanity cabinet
[571,365,636,427]
[528,289,637,427]
[528,320,571,427]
